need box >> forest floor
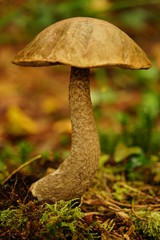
[0,45,160,239]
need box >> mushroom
[12,17,152,202]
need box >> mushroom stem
[30,66,100,201]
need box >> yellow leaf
[99,154,110,168]
[114,142,142,163]
[41,96,58,114]
[53,119,71,134]
[6,106,39,135]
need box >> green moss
[112,182,130,202]
[131,210,160,239]
[0,199,100,239]
[0,206,28,231]
[39,199,83,239]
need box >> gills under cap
[12,17,152,69]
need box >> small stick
[131,203,147,222]
[105,195,160,209]
[119,182,156,200]
[88,192,160,210]
[83,212,106,216]
[2,155,41,185]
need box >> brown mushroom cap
[12,17,151,69]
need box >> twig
[2,155,41,185]
[11,173,18,201]
[104,194,160,209]
[85,192,160,210]
[131,203,147,222]
[119,182,156,200]
[83,212,106,216]
[0,230,10,238]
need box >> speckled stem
[30,67,100,202]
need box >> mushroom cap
[12,17,151,69]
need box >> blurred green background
[0,0,160,182]
[1,0,160,44]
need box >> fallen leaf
[114,143,142,163]
[53,119,71,134]
[6,105,39,135]
[99,154,110,168]
[41,96,58,114]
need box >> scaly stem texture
[31,67,100,201]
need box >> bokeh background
[0,0,160,178]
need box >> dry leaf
[114,143,142,163]
[53,119,71,134]
[41,96,58,114]
[6,105,39,135]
